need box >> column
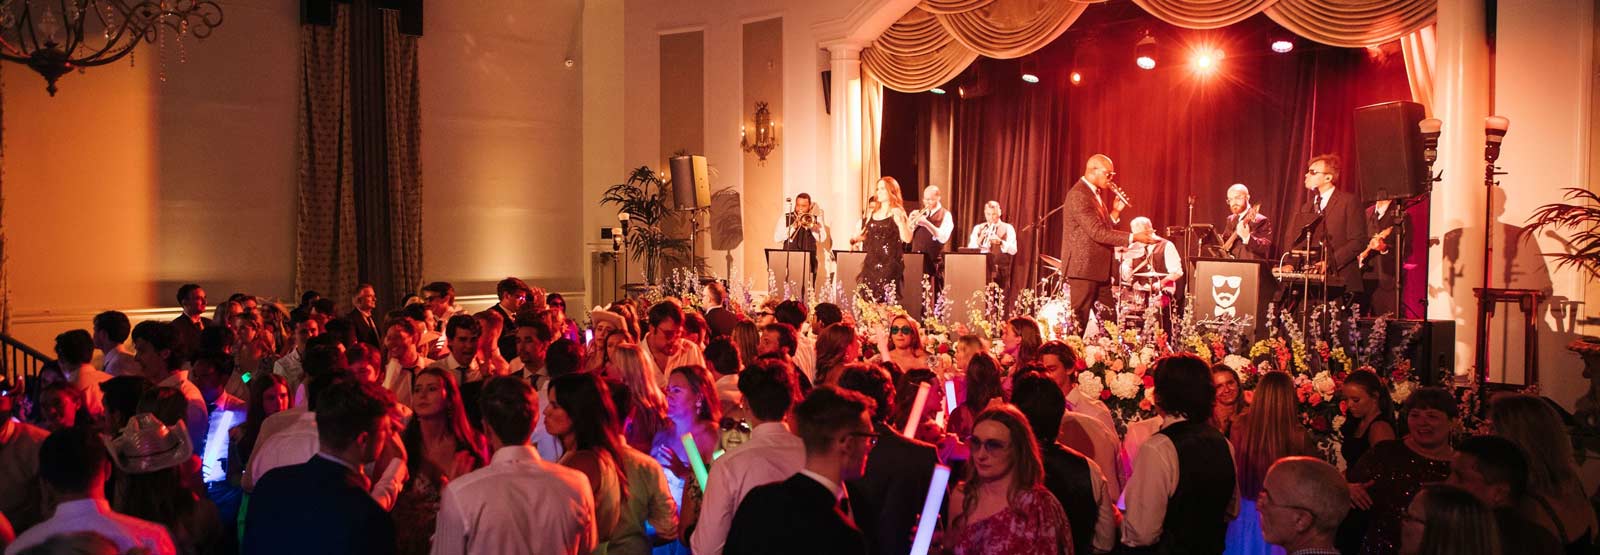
[827,43,865,253]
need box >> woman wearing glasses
[944,405,1074,555]
[880,314,930,373]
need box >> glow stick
[943,379,958,415]
[681,433,709,490]
[902,382,931,438]
[933,407,945,430]
[910,464,952,555]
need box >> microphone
[785,197,796,227]
[1419,118,1442,165]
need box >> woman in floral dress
[943,405,1073,555]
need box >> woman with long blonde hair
[606,343,671,453]
[857,177,913,302]
[731,321,761,369]
[1226,371,1312,555]
[944,405,1074,554]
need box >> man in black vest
[1121,217,1184,311]
[837,364,937,555]
[775,193,830,283]
[909,185,954,295]
[1012,373,1120,555]
[1122,354,1238,555]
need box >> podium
[1189,258,1276,337]
[833,250,925,318]
[944,252,989,326]
[765,249,817,303]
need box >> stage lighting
[1020,59,1040,83]
[1192,48,1222,73]
[1070,71,1083,85]
[1022,73,1040,83]
[930,87,947,95]
[1135,32,1157,70]
[1271,39,1294,53]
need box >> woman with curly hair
[944,404,1074,554]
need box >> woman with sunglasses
[944,405,1074,555]
[880,315,929,374]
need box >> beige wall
[2,0,298,349]
[2,0,596,350]
[743,18,785,284]
[1492,0,1595,407]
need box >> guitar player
[1222,183,1274,260]
[1362,199,1404,315]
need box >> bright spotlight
[1021,73,1040,84]
[1069,71,1083,85]
[1135,32,1157,70]
[1191,47,1223,73]
[930,87,947,95]
[1271,39,1294,53]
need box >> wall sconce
[740,101,779,165]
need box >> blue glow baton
[910,464,952,555]
[681,433,709,490]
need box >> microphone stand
[1021,200,1069,233]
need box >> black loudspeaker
[1353,318,1456,386]
[669,155,711,209]
[1354,101,1428,203]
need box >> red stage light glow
[1271,39,1294,53]
[1191,47,1223,74]
[1070,71,1083,85]
[1136,56,1156,70]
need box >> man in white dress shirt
[433,377,596,555]
[909,185,956,293]
[692,359,807,555]
[644,301,705,385]
[92,311,139,377]
[1121,217,1184,303]
[380,316,431,409]
[1039,341,1126,495]
[274,312,322,406]
[774,193,832,282]
[6,428,175,555]
[56,330,110,420]
[509,313,563,462]
[1121,354,1239,553]
[130,321,209,456]
[967,200,1019,286]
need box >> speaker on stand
[669,155,713,271]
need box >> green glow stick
[681,432,709,490]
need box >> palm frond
[1525,187,1600,280]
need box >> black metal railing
[1,333,53,386]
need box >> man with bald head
[1258,456,1348,555]
[1222,184,1274,260]
[909,185,955,293]
[1062,154,1158,327]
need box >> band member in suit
[1062,154,1159,328]
[1222,184,1274,260]
[774,193,830,276]
[1120,217,1184,308]
[967,201,1019,286]
[1362,199,1404,316]
[1284,154,1367,304]
[909,185,954,293]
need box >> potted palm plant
[1523,187,1600,449]
[601,166,692,286]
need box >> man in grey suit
[1061,154,1158,329]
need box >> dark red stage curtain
[881,9,1412,296]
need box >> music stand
[765,248,814,302]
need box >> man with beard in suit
[1221,184,1274,260]
[1061,154,1159,328]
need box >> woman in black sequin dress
[1343,387,1457,555]
[858,177,912,303]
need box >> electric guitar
[1221,204,1261,253]
[1357,226,1395,268]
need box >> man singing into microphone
[909,185,954,293]
[967,201,1018,286]
[774,193,830,276]
[1062,154,1158,328]
[1221,184,1274,260]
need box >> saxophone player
[966,201,1017,285]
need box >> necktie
[1316,195,1326,214]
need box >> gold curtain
[861,0,1435,93]
[296,5,360,308]
[1131,0,1274,29]
[863,70,886,208]
[1400,24,1436,116]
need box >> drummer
[1120,217,1184,304]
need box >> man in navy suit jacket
[244,378,397,555]
[724,386,876,555]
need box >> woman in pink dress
[944,405,1074,555]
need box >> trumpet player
[967,200,1017,285]
[909,185,954,292]
[774,193,830,272]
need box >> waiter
[909,185,954,293]
[1061,154,1158,328]
[773,193,830,276]
[967,200,1018,286]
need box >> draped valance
[864,0,1435,92]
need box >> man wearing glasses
[486,277,533,360]
[1285,154,1368,308]
[1258,457,1349,555]
[1062,154,1160,329]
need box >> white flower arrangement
[1312,371,1337,399]
[1109,372,1143,400]
[1391,381,1414,404]
[1077,372,1105,400]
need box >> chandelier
[0,0,223,96]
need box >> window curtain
[296,1,422,313]
[1400,24,1436,115]
[296,4,360,311]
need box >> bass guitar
[1221,204,1261,253]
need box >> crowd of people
[0,277,1594,555]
